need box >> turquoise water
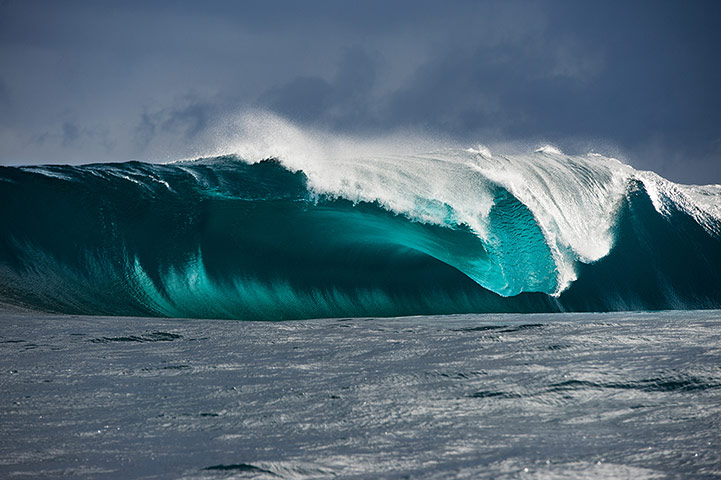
[1,151,719,319]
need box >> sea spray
[1,144,719,319]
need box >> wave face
[1,148,720,319]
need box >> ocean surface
[1,143,720,478]
[1,310,720,479]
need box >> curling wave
[0,147,719,319]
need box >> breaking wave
[1,140,719,319]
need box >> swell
[0,153,719,320]
[560,178,721,311]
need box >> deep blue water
[1,151,720,319]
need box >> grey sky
[1,0,719,184]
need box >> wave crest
[1,142,719,319]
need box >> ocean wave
[1,146,719,319]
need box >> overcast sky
[1,0,719,184]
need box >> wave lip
[1,146,719,319]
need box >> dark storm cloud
[249,1,721,182]
[134,113,157,151]
[261,46,380,129]
[129,94,241,160]
[134,95,232,150]
[0,0,719,183]
[61,122,80,146]
[262,77,333,124]
[0,77,8,106]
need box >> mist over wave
[1,116,720,319]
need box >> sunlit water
[1,310,720,479]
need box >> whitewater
[1,117,719,319]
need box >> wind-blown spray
[1,118,719,319]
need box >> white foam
[636,171,721,237]
[468,149,634,292]
[534,144,563,155]
[20,166,77,182]
[202,112,720,295]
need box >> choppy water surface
[1,310,720,479]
